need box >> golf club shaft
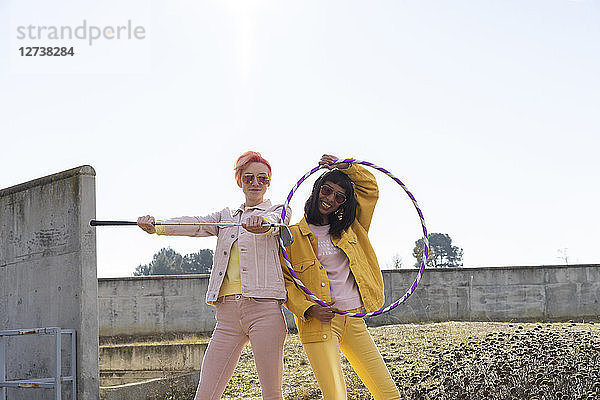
[90,219,295,246]
[89,220,286,228]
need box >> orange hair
[234,151,272,187]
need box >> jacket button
[219,272,223,276]
[322,334,327,339]
[223,251,227,255]
[321,282,326,287]
[231,234,235,238]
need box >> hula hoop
[278,159,429,318]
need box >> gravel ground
[215,321,600,400]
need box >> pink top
[308,223,363,311]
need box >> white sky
[1,0,598,277]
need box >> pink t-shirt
[308,224,363,311]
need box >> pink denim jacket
[158,200,291,304]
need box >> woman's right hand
[137,215,156,234]
[304,302,338,322]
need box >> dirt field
[214,321,600,400]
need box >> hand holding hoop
[305,302,338,323]
[319,154,350,170]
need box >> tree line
[133,232,463,276]
[133,248,214,276]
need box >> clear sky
[1,0,598,277]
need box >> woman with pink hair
[138,151,290,400]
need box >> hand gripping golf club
[90,219,294,246]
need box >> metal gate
[0,327,76,400]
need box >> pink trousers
[194,295,287,400]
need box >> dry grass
[217,321,600,400]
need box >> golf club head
[280,225,294,247]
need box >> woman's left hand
[319,154,350,170]
[305,302,339,322]
[242,215,270,234]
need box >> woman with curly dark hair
[283,154,400,400]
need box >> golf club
[90,219,294,246]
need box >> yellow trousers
[302,312,400,400]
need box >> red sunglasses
[320,184,347,204]
[242,173,270,186]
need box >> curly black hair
[304,169,357,236]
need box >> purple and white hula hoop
[278,159,429,318]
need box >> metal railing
[0,327,76,400]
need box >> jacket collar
[298,216,313,236]
[233,199,272,216]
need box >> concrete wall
[0,166,99,400]
[100,343,206,374]
[369,264,600,326]
[100,372,199,400]
[98,264,600,337]
[98,275,213,337]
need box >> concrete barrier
[98,275,214,337]
[1,166,99,400]
[98,264,600,337]
[98,337,206,399]
[100,371,199,400]
[100,342,207,375]
[369,264,600,326]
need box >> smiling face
[317,180,347,223]
[241,162,271,207]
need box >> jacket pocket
[292,259,316,273]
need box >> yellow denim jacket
[282,164,385,343]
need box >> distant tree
[182,249,214,274]
[389,253,403,269]
[133,263,151,276]
[149,247,183,275]
[133,247,213,276]
[556,248,569,265]
[413,233,463,268]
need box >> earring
[335,208,344,221]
